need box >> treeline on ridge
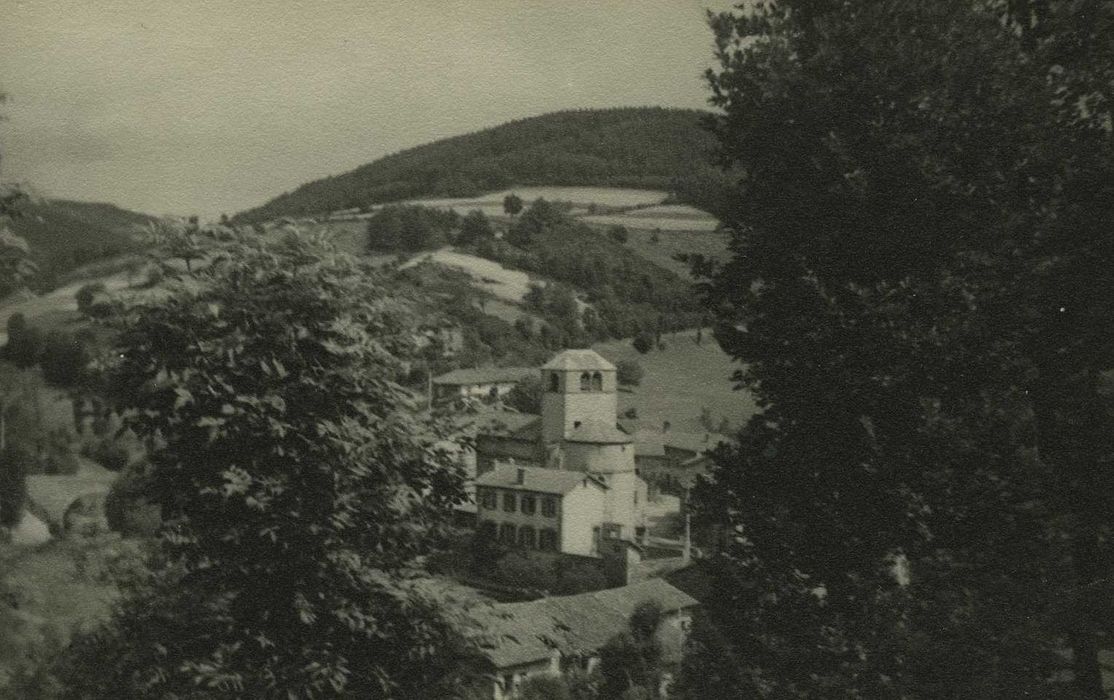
[232,107,717,223]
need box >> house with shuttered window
[474,463,608,557]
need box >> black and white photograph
[1,1,1112,697]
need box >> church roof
[565,420,633,445]
[541,349,616,372]
[475,464,606,495]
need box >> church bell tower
[540,349,618,445]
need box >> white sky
[0,1,733,217]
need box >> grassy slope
[593,330,758,434]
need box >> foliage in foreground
[59,230,475,698]
[690,1,1114,698]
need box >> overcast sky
[0,1,731,217]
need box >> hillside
[233,107,717,223]
[7,199,155,288]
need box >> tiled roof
[472,413,540,439]
[475,464,605,495]
[432,366,534,386]
[464,578,698,668]
[541,349,615,372]
[564,420,632,445]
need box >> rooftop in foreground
[463,578,698,668]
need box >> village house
[475,463,608,556]
[431,366,534,406]
[463,578,698,699]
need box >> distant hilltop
[232,107,721,224]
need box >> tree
[616,360,644,387]
[0,226,37,299]
[691,1,1114,697]
[507,198,568,247]
[59,230,475,698]
[142,217,205,274]
[457,209,494,245]
[39,331,90,387]
[0,443,31,527]
[0,363,41,454]
[502,193,523,218]
[505,375,542,414]
[607,225,629,244]
[366,204,458,252]
[4,313,43,368]
[598,600,663,699]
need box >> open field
[0,272,132,346]
[623,204,714,219]
[402,248,535,305]
[593,329,757,434]
[580,213,720,232]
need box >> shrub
[553,559,608,595]
[40,331,90,387]
[608,225,629,244]
[616,359,644,387]
[42,427,80,475]
[104,465,161,537]
[494,553,552,591]
[75,282,107,316]
[4,313,43,368]
[83,438,131,472]
[632,333,654,354]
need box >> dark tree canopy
[691,1,1114,698]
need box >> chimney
[516,467,525,485]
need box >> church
[473,349,649,556]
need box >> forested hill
[233,107,716,223]
[8,198,155,286]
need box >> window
[541,497,557,517]
[499,523,516,543]
[579,372,591,391]
[521,494,536,515]
[549,373,560,392]
[518,525,535,548]
[634,488,639,505]
[591,371,602,391]
[480,489,497,510]
[538,528,558,551]
[503,492,516,512]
